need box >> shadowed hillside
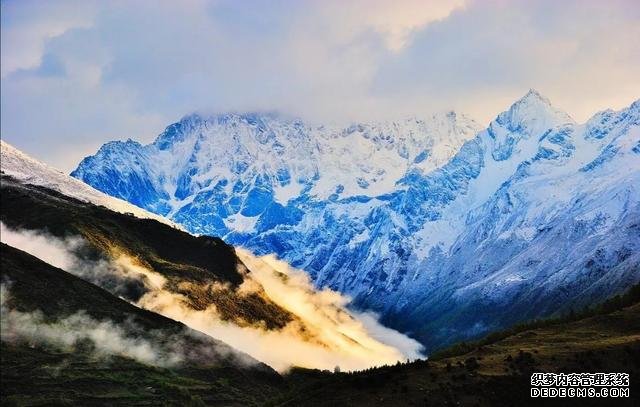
[0,243,283,406]
[0,175,294,329]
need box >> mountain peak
[495,89,575,133]
[511,89,557,113]
[178,111,287,125]
[522,88,548,103]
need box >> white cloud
[315,0,467,52]
[0,0,96,78]
[1,0,638,171]
[1,284,184,367]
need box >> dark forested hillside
[272,292,640,406]
[1,244,283,406]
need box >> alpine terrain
[72,90,640,351]
[2,140,640,406]
[1,141,422,375]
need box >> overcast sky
[2,0,639,171]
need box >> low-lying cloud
[139,250,424,372]
[0,283,182,367]
[1,223,423,372]
[236,250,424,368]
[0,222,165,302]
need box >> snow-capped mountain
[72,90,640,350]
[71,111,480,228]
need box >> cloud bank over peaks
[2,0,638,170]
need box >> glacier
[72,90,640,351]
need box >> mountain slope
[0,175,292,328]
[1,243,282,406]
[72,91,640,351]
[1,145,422,372]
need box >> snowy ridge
[71,111,481,218]
[72,91,640,350]
[0,141,179,229]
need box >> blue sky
[2,0,639,171]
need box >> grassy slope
[1,243,283,406]
[273,295,640,406]
[0,175,293,329]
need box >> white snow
[224,212,259,233]
[274,181,304,205]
